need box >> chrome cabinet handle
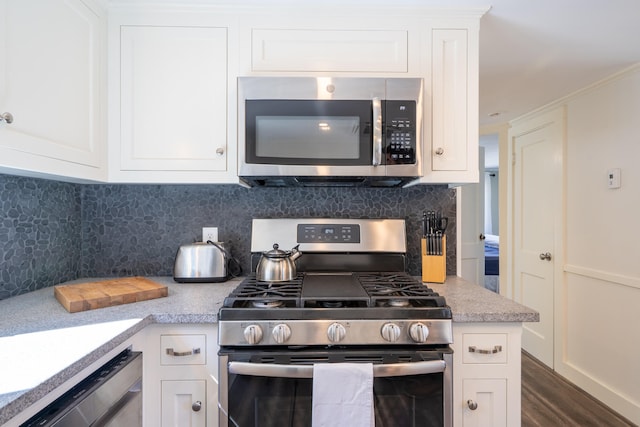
[192,401,202,412]
[539,252,552,261]
[372,98,382,166]
[435,147,444,156]
[166,347,201,357]
[228,359,446,379]
[468,345,502,354]
[467,400,478,410]
[0,112,13,124]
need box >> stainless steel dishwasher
[21,348,142,427]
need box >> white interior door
[457,147,485,285]
[511,109,563,368]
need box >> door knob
[0,112,13,124]
[479,233,486,240]
[192,401,202,412]
[539,252,552,261]
[467,400,478,410]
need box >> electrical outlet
[202,227,218,242]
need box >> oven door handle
[228,360,446,379]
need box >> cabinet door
[0,0,105,179]
[161,380,206,427]
[251,29,408,73]
[118,25,228,173]
[425,28,479,184]
[462,379,507,427]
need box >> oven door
[219,347,452,427]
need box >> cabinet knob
[192,401,202,412]
[435,147,444,156]
[216,147,225,156]
[0,112,13,124]
[467,399,478,410]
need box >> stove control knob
[381,323,402,342]
[272,323,292,344]
[327,322,346,343]
[409,322,430,343]
[243,324,263,345]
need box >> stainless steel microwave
[238,77,423,187]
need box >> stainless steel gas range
[218,218,453,427]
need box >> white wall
[551,66,640,423]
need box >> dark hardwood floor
[522,351,637,427]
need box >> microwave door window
[245,99,373,165]
[256,116,360,159]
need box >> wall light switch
[607,168,621,189]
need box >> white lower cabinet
[161,380,206,427]
[140,324,219,427]
[461,379,507,427]
[452,323,521,427]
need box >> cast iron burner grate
[223,274,303,308]
[223,272,446,309]
[357,273,447,307]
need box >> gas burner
[251,300,285,309]
[320,301,344,308]
[387,299,411,308]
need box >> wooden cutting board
[54,277,168,313]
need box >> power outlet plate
[202,227,218,242]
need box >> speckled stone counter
[0,276,240,426]
[0,275,537,425]
[428,276,539,322]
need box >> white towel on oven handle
[312,362,374,427]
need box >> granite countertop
[0,275,537,425]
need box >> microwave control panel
[384,100,416,165]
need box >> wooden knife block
[421,236,446,283]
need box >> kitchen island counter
[0,275,536,425]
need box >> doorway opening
[480,133,499,292]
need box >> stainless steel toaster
[173,242,228,283]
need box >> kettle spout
[290,244,302,261]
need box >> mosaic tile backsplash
[1,173,457,300]
[0,175,82,299]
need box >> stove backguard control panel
[297,224,361,243]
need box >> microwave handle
[228,359,445,379]
[372,98,383,166]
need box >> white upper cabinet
[250,29,409,73]
[238,8,484,185]
[108,9,238,183]
[1,2,483,185]
[421,26,480,184]
[0,0,106,182]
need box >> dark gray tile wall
[0,174,82,299]
[1,173,457,300]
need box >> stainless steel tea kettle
[256,243,302,282]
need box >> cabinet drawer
[161,334,206,365]
[462,333,508,364]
